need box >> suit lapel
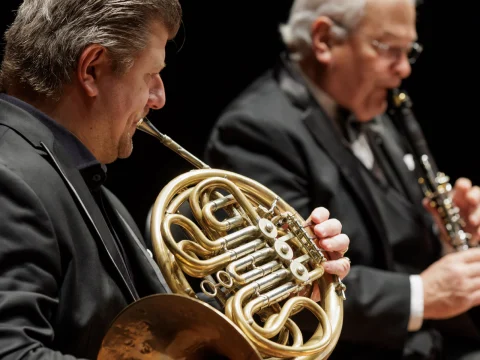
[274,55,394,268]
[302,109,392,267]
[41,143,139,301]
[374,117,426,209]
[98,186,172,295]
[113,209,172,294]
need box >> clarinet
[388,88,472,252]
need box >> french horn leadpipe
[137,117,210,170]
[135,116,345,359]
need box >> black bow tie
[336,107,366,142]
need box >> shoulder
[214,71,303,133]
[0,127,75,221]
[0,127,58,184]
[0,159,55,238]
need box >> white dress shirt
[294,64,424,332]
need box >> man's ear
[311,16,335,64]
[77,44,109,97]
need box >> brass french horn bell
[98,293,262,360]
[98,118,345,360]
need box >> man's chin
[356,101,388,122]
[117,142,134,160]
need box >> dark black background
[1,0,472,232]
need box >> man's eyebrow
[381,30,418,42]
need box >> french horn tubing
[105,117,346,359]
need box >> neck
[297,55,328,94]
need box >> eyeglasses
[371,39,423,64]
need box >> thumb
[452,177,472,210]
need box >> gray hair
[0,0,182,99]
[279,0,367,61]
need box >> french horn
[100,118,346,360]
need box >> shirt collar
[291,62,370,142]
[0,93,107,189]
[292,62,337,119]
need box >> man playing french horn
[0,0,350,359]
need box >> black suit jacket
[0,99,169,359]
[204,56,480,359]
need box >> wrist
[408,274,424,331]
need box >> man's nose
[394,53,412,79]
[148,74,166,110]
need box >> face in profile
[95,21,169,163]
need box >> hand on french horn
[305,207,351,281]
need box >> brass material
[98,293,262,360]
[101,117,345,359]
[136,118,210,170]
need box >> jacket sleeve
[204,112,412,350]
[0,164,86,359]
